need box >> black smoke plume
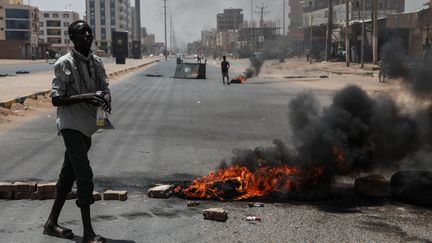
[381,37,432,98]
[226,85,431,176]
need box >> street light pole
[360,0,365,68]
[309,1,313,64]
[345,0,350,67]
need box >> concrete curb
[0,59,160,109]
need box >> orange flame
[232,75,247,83]
[175,164,326,201]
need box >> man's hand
[78,93,104,106]
[102,93,112,114]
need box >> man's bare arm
[52,93,104,107]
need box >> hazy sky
[29,0,430,47]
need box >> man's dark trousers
[57,129,95,207]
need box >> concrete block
[147,185,174,198]
[13,182,37,193]
[0,192,14,199]
[37,192,55,200]
[103,190,127,201]
[37,182,56,194]
[0,182,14,192]
[14,191,36,200]
[203,208,228,222]
[93,191,102,201]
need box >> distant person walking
[221,56,230,85]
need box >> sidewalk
[0,57,160,107]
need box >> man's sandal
[43,225,74,239]
[82,235,106,243]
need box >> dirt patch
[0,95,53,131]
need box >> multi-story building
[288,0,303,35]
[85,0,133,54]
[217,8,244,32]
[302,0,405,27]
[0,0,36,58]
[38,10,79,54]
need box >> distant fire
[230,75,247,84]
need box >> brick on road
[103,190,127,201]
[147,185,174,199]
[93,191,102,201]
[203,208,229,222]
[0,182,14,199]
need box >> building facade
[38,10,79,54]
[85,0,133,54]
[302,0,405,27]
[217,8,244,32]
[0,0,36,58]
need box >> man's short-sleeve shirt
[51,49,110,137]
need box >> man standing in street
[221,55,230,85]
[44,20,111,243]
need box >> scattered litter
[203,208,228,222]
[16,70,30,74]
[197,101,201,104]
[145,74,163,77]
[248,202,264,208]
[246,216,261,222]
[319,75,329,79]
[187,201,200,207]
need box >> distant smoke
[381,37,432,98]
[224,85,432,176]
[242,40,283,78]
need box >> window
[6,20,29,29]
[63,22,69,27]
[53,13,59,18]
[5,9,29,19]
[44,13,49,18]
[38,30,44,35]
[5,30,29,40]
[46,20,61,27]
[63,13,69,18]
[47,37,61,44]
[64,39,70,44]
[39,21,43,26]
[64,30,68,35]
[47,29,61,35]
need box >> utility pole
[372,0,378,64]
[255,1,269,39]
[326,0,333,61]
[251,0,253,26]
[360,0,365,68]
[170,14,173,54]
[283,0,286,35]
[345,0,350,67]
[163,0,168,60]
[309,1,313,64]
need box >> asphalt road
[0,59,431,243]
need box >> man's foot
[43,224,74,239]
[82,234,106,243]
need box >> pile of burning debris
[147,82,432,220]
